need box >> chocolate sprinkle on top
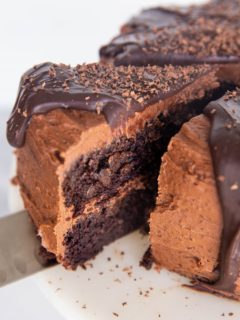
[122,0,240,33]
[100,1,240,66]
[140,247,153,270]
[7,62,212,147]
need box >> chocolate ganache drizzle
[121,0,240,33]
[100,21,240,67]
[7,63,139,148]
[7,62,213,148]
[100,1,240,67]
[121,6,191,33]
[195,90,240,299]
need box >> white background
[0,0,206,319]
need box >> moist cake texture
[150,90,240,300]
[7,62,222,268]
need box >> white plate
[36,232,240,320]
[9,181,240,320]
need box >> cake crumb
[123,266,133,273]
[228,312,234,316]
[144,290,150,297]
[122,302,127,306]
[113,312,119,317]
[82,304,86,309]
[85,262,93,268]
[140,247,153,270]
[114,278,121,283]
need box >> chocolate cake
[150,90,240,300]
[7,62,224,268]
[121,0,240,33]
[100,0,240,85]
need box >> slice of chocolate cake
[150,90,240,300]
[7,62,223,268]
[100,1,240,85]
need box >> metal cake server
[0,210,55,287]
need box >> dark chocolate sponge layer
[63,189,152,267]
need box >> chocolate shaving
[7,62,212,148]
[100,1,240,67]
[140,247,153,270]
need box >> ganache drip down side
[6,62,214,148]
[6,63,141,148]
[195,91,240,298]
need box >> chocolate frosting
[7,62,213,148]
[100,1,240,67]
[196,91,240,298]
[100,20,240,67]
[121,0,240,33]
[121,6,191,32]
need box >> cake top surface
[122,0,240,32]
[121,6,191,32]
[7,62,213,148]
[100,1,240,66]
[101,20,240,66]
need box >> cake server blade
[0,210,55,287]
